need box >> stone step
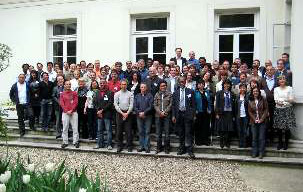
[3,133,303,159]
[1,141,303,167]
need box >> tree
[0,43,12,73]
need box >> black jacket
[93,89,114,119]
[172,87,195,121]
[9,82,30,105]
[215,90,236,117]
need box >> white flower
[0,184,6,192]
[79,188,87,192]
[22,175,30,184]
[0,171,11,184]
[45,163,55,172]
[26,164,35,172]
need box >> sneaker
[188,152,195,159]
[107,146,113,150]
[61,144,68,149]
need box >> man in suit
[165,66,179,94]
[172,76,195,158]
[9,74,35,136]
[170,48,187,72]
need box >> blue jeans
[97,118,112,147]
[41,99,52,130]
[251,123,266,156]
[136,115,152,150]
[237,117,248,148]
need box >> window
[215,12,258,67]
[132,15,169,64]
[49,21,77,65]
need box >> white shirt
[170,78,176,93]
[216,80,223,93]
[48,70,57,82]
[70,78,79,91]
[17,82,27,104]
[176,57,183,71]
[239,96,246,117]
[86,90,95,109]
[274,86,294,108]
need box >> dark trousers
[78,107,88,139]
[55,108,62,137]
[16,104,34,134]
[237,117,248,148]
[176,112,193,152]
[267,102,275,143]
[194,112,210,145]
[116,113,132,149]
[87,108,97,139]
[31,105,40,123]
[137,115,152,150]
[277,129,290,149]
[251,123,266,156]
[41,99,52,130]
[155,116,170,150]
[219,131,230,148]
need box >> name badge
[114,87,117,90]
[187,94,191,98]
[154,83,158,87]
[104,95,109,100]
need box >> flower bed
[0,156,110,192]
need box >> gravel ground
[0,146,258,192]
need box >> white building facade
[0,0,303,140]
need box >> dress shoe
[177,149,185,155]
[155,149,162,154]
[61,144,68,149]
[137,148,144,152]
[74,142,80,148]
[117,148,122,153]
[128,148,132,152]
[188,152,195,159]
[277,144,282,150]
[251,154,257,158]
[145,148,150,153]
[164,149,169,154]
[56,135,62,139]
[20,132,25,137]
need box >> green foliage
[0,43,12,73]
[0,155,111,192]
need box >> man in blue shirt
[187,51,200,71]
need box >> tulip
[0,171,11,184]
[45,163,55,172]
[79,188,87,192]
[26,164,35,172]
[0,184,6,192]
[22,175,30,184]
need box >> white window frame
[131,14,170,63]
[48,20,77,64]
[214,10,259,62]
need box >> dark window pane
[136,54,148,62]
[67,41,76,56]
[153,37,166,53]
[219,14,254,28]
[67,23,77,35]
[53,41,63,56]
[53,24,65,35]
[67,57,76,64]
[239,53,254,68]
[53,57,63,65]
[219,53,233,65]
[153,54,166,64]
[136,37,148,54]
[136,18,167,31]
[239,34,254,52]
[219,35,233,52]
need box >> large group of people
[9,48,296,159]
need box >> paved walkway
[239,164,303,192]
